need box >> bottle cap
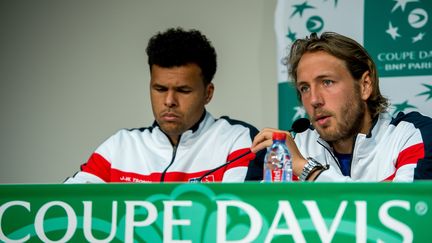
[272,132,287,141]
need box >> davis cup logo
[364,0,432,116]
[386,0,428,42]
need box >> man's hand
[251,128,307,177]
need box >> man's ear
[205,83,214,104]
[360,71,372,101]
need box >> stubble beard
[317,91,366,143]
[159,121,186,138]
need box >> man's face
[296,51,370,142]
[150,64,214,144]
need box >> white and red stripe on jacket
[295,111,432,182]
[65,112,259,183]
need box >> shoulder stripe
[391,111,432,167]
[219,116,259,140]
[396,143,424,169]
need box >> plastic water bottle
[264,132,292,182]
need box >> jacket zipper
[318,136,357,176]
[317,139,338,169]
[160,144,178,182]
[348,136,357,176]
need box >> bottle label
[271,169,283,182]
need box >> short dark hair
[288,32,389,117]
[146,27,217,85]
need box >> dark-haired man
[66,28,263,183]
[252,32,432,182]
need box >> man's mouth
[161,112,180,122]
[314,115,331,126]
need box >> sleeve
[63,131,120,183]
[64,153,111,184]
[222,148,257,182]
[415,158,432,179]
[395,111,432,181]
[63,171,106,183]
[245,123,264,181]
[220,119,264,182]
[412,113,432,180]
[245,149,265,181]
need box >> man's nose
[164,90,177,107]
[310,87,324,108]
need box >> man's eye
[177,89,192,93]
[298,86,309,93]
[323,79,333,86]
[154,86,167,92]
